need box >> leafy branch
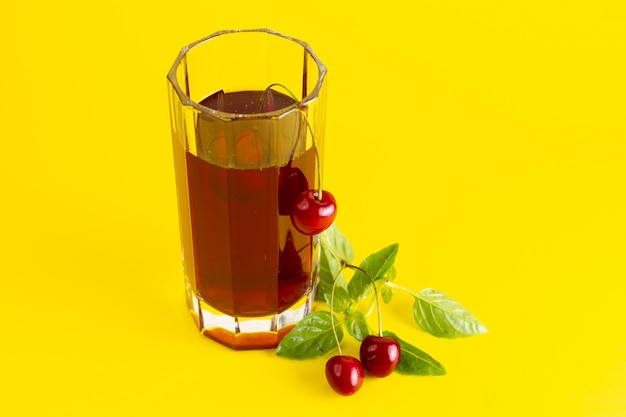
[276,224,488,376]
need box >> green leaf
[413,288,488,338]
[383,331,446,376]
[276,311,343,359]
[318,244,347,304]
[381,265,396,304]
[320,223,354,263]
[348,243,399,301]
[317,224,353,305]
[329,286,352,314]
[381,284,394,304]
[344,311,370,341]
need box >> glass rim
[166,28,327,120]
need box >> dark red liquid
[179,90,315,317]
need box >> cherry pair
[325,264,401,396]
[326,335,401,396]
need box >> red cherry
[290,190,337,235]
[278,165,309,215]
[325,355,365,396]
[359,335,401,377]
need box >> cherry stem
[296,241,312,255]
[298,110,323,201]
[258,83,323,202]
[343,261,383,337]
[329,266,345,355]
[257,83,298,113]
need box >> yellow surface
[2,1,625,415]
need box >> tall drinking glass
[167,29,327,349]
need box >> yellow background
[1,1,625,415]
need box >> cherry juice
[175,90,316,317]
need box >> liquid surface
[201,89,297,114]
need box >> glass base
[186,285,315,350]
